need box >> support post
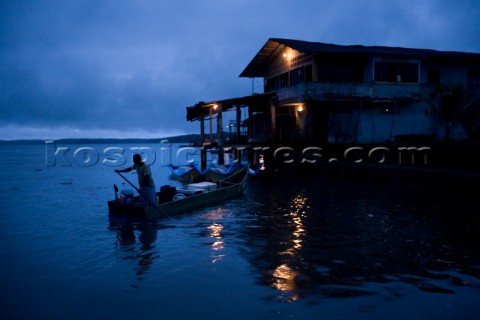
[200,109,207,170]
[270,101,276,143]
[217,103,225,165]
[200,113,205,145]
[236,105,241,143]
[248,107,253,141]
[209,107,213,143]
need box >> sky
[1,0,479,140]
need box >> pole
[116,171,169,218]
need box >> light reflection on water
[204,208,230,264]
[208,222,225,263]
[272,264,300,301]
[269,194,308,301]
[234,169,480,305]
[102,150,480,317]
[3,143,479,319]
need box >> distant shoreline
[0,134,202,144]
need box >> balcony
[275,82,437,103]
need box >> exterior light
[297,105,304,112]
[213,104,218,110]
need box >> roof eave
[239,38,286,78]
[186,93,276,121]
[239,38,480,78]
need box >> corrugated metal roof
[239,38,480,78]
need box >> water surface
[0,142,479,319]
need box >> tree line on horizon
[0,134,202,144]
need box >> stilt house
[187,38,480,146]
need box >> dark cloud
[1,0,479,139]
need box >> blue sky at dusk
[1,0,479,140]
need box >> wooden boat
[108,165,249,220]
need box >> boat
[167,163,202,183]
[248,162,264,176]
[108,165,249,220]
[168,161,246,182]
[202,161,244,181]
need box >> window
[290,67,305,86]
[317,61,363,83]
[374,61,419,83]
[264,64,312,92]
[265,78,273,92]
[279,72,289,88]
[305,65,313,82]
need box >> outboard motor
[119,189,135,204]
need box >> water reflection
[268,194,308,301]
[104,170,480,303]
[282,194,307,255]
[201,208,231,264]
[271,263,300,301]
[240,171,480,302]
[108,214,159,283]
[208,223,225,263]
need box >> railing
[275,82,437,102]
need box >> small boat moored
[167,163,202,183]
[168,161,247,183]
[202,161,244,181]
[108,165,249,220]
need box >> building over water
[187,38,480,146]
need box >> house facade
[187,38,480,146]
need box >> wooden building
[187,38,480,147]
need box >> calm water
[1,142,479,320]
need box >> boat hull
[108,166,248,220]
[202,162,244,182]
[167,164,202,183]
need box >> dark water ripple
[1,143,479,319]
[232,170,480,304]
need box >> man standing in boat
[115,154,156,207]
